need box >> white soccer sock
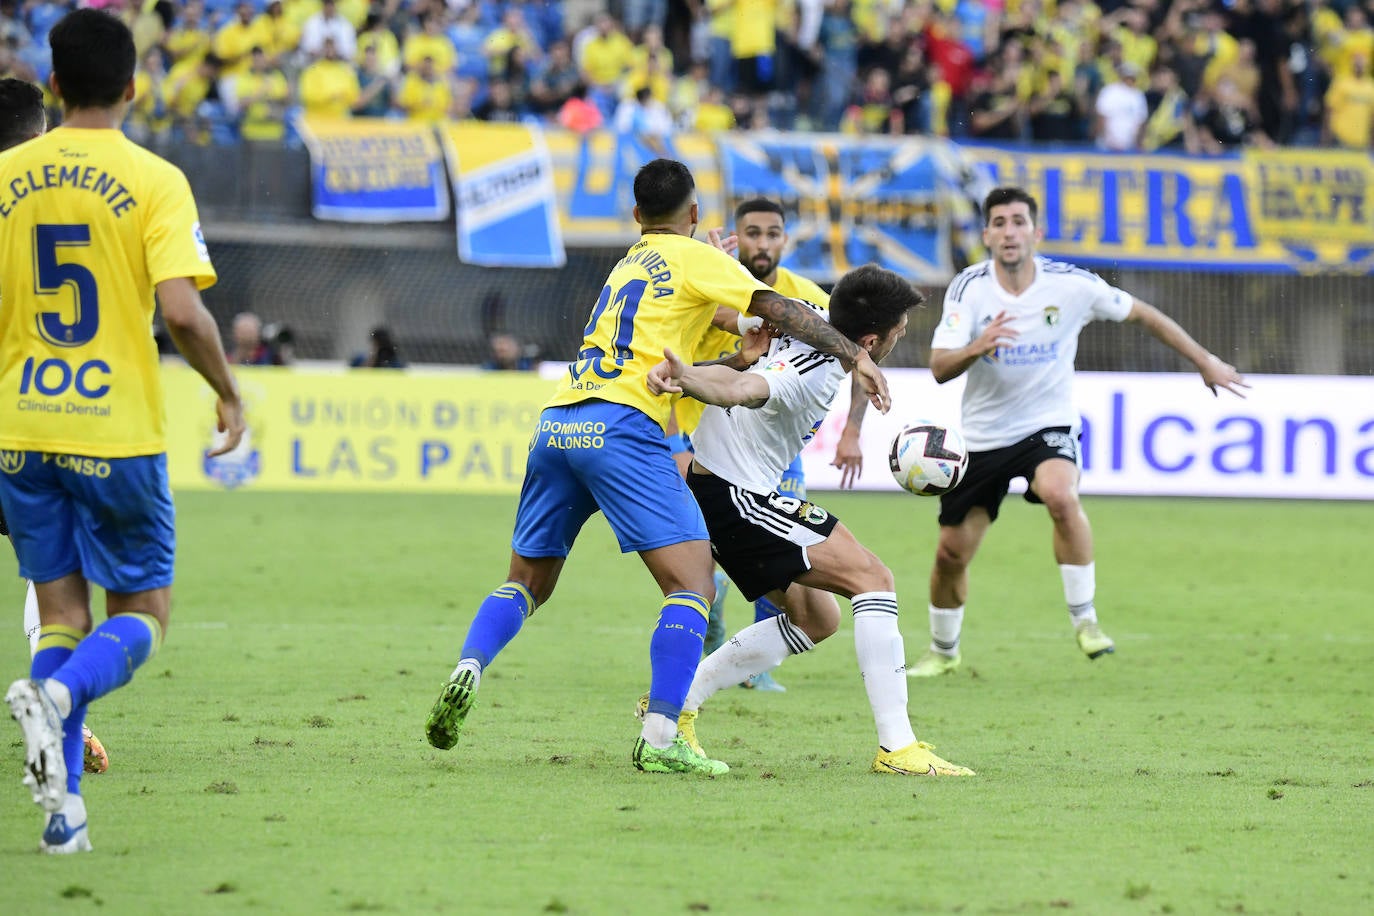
[928,604,964,655]
[24,580,39,656]
[449,658,482,687]
[640,713,678,748]
[685,615,813,710]
[853,593,916,751]
[60,791,87,825]
[1060,563,1097,625]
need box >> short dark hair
[0,78,45,151]
[982,186,1038,226]
[50,10,136,110]
[828,263,924,343]
[733,197,785,223]
[633,158,695,222]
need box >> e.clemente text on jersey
[0,165,137,219]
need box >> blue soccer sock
[754,595,784,624]
[31,624,81,680]
[645,592,709,721]
[459,582,533,670]
[32,625,89,796]
[50,613,161,711]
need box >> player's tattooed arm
[747,291,860,367]
[747,290,891,412]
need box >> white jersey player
[909,187,1250,677]
[647,264,975,777]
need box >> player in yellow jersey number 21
[427,158,890,776]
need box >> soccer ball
[889,422,969,496]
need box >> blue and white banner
[801,370,1374,500]
[442,121,566,268]
[715,134,985,285]
[296,117,449,223]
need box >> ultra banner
[964,146,1374,274]
[296,117,449,223]
[168,367,1372,500]
[441,121,565,268]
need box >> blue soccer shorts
[0,450,175,593]
[776,453,806,499]
[512,401,709,557]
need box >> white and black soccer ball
[889,422,969,497]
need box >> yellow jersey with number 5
[0,127,216,458]
[545,232,769,430]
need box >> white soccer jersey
[931,257,1134,451]
[691,334,844,495]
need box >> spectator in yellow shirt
[356,11,400,77]
[299,36,360,119]
[397,56,452,123]
[233,47,290,141]
[164,0,212,71]
[1321,5,1374,80]
[213,2,260,78]
[694,85,736,132]
[163,52,224,145]
[402,12,457,75]
[251,1,302,69]
[577,13,634,94]
[730,0,778,113]
[483,6,543,81]
[624,23,673,102]
[1325,54,1374,149]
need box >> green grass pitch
[1,491,1371,914]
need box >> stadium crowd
[1,0,1371,150]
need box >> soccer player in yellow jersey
[1,10,244,854]
[426,158,890,775]
[0,75,113,781]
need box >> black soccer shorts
[687,469,840,602]
[938,426,1080,527]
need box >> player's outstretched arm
[930,310,1018,383]
[158,277,245,455]
[747,290,890,413]
[1126,299,1250,398]
[649,347,770,409]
